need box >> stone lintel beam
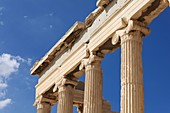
[73,90,84,105]
[112,20,151,45]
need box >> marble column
[57,78,78,113]
[80,53,103,113]
[115,20,150,113]
[37,102,51,113]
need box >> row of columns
[36,20,150,113]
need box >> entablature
[31,0,169,99]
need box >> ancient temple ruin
[30,0,170,113]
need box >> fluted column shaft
[57,85,74,113]
[83,55,103,113]
[37,102,51,113]
[113,20,150,113]
[120,31,144,113]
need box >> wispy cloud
[24,13,62,32]
[0,7,4,11]
[49,25,53,29]
[0,7,4,26]
[24,16,28,19]
[0,53,31,109]
[0,21,4,26]
[12,55,32,66]
[0,83,7,90]
[49,12,54,17]
[0,99,12,109]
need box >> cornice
[30,22,86,75]
[30,0,115,76]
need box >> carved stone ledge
[85,7,104,27]
[141,0,169,24]
[31,22,86,75]
[96,0,110,8]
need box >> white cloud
[0,53,32,109]
[0,53,32,77]
[0,54,20,77]
[0,91,6,98]
[0,99,11,109]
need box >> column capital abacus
[112,20,151,45]
[34,95,56,107]
[79,51,104,71]
[37,102,51,110]
[53,78,78,93]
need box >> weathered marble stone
[37,102,51,113]
[80,54,103,113]
[31,0,170,113]
[115,20,150,113]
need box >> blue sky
[0,0,169,113]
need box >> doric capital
[79,52,103,70]
[53,78,78,93]
[112,20,151,45]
